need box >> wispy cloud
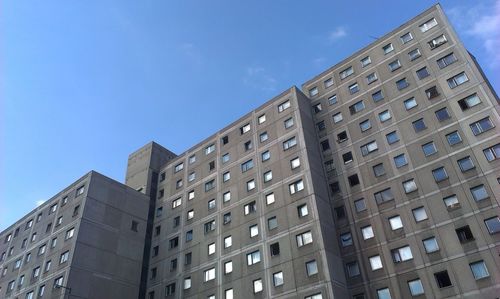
[328,26,347,43]
[243,66,277,92]
[447,1,500,67]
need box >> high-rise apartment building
[1,3,499,299]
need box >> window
[283,136,297,150]
[376,288,391,299]
[289,179,304,194]
[263,170,273,182]
[471,185,488,203]
[389,215,403,230]
[422,141,437,156]
[261,150,271,162]
[241,159,254,172]
[240,123,251,134]
[457,156,475,172]
[416,67,430,79]
[253,279,263,293]
[171,198,181,209]
[247,250,261,265]
[435,107,450,121]
[458,93,481,110]
[340,232,353,247]
[349,101,365,115]
[223,212,231,224]
[249,224,259,237]
[437,52,457,68]
[470,117,495,135]
[316,120,326,131]
[175,179,183,189]
[187,172,196,182]
[361,140,378,156]
[258,114,266,124]
[183,277,191,290]
[266,193,275,205]
[187,210,194,220]
[386,131,399,145]
[38,285,45,297]
[54,276,64,288]
[205,179,215,192]
[336,208,346,220]
[328,94,338,105]
[432,167,448,183]
[484,217,500,234]
[188,190,195,200]
[434,271,452,288]
[446,131,462,145]
[337,131,348,142]
[361,56,371,67]
[184,252,192,265]
[343,152,353,164]
[324,77,334,88]
[366,72,378,84]
[204,220,216,234]
[204,268,216,282]
[374,188,394,204]
[296,231,313,247]
[278,100,291,112]
[423,237,439,253]
[222,171,231,182]
[391,245,413,262]
[273,271,284,286]
[396,78,409,90]
[372,90,384,102]
[354,198,366,212]
[369,255,383,270]
[346,261,360,277]
[290,157,301,169]
[188,154,196,164]
[51,237,57,247]
[403,179,418,193]
[59,251,69,264]
[44,260,51,272]
[224,261,233,274]
[333,112,343,123]
[361,226,374,240]
[221,192,231,204]
[174,162,184,173]
[309,87,318,97]
[208,243,216,255]
[408,279,425,296]
[38,244,46,255]
[443,195,460,209]
[244,140,252,151]
[348,174,360,186]
[388,59,401,71]
[225,289,233,299]
[320,139,330,151]
[244,201,257,215]
[447,72,469,88]
[247,179,255,191]
[14,258,22,269]
[428,34,447,49]
[32,232,37,242]
[456,225,474,243]
[378,110,391,122]
[205,144,215,155]
[49,204,57,214]
[306,260,318,276]
[348,83,359,94]
[208,198,216,209]
[401,32,413,43]
[383,43,394,54]
[470,261,489,280]
[412,118,427,132]
[420,18,438,32]
[169,237,179,249]
[259,132,269,143]
[412,207,428,222]
[408,48,421,61]
[224,236,232,248]
[284,117,294,128]
[404,97,417,110]
[270,242,280,256]
[297,203,309,217]
[373,163,385,177]
[340,66,354,79]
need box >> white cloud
[447,1,500,67]
[243,66,277,92]
[328,26,347,42]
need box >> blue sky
[1,0,499,231]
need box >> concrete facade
[1,3,499,299]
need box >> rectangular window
[388,59,401,71]
[354,198,366,212]
[204,268,216,282]
[366,72,378,84]
[360,140,378,156]
[263,170,273,182]
[408,48,421,61]
[289,179,304,194]
[361,56,371,67]
[470,261,489,280]
[204,220,216,234]
[324,77,334,88]
[273,271,284,286]
[309,87,318,97]
[174,163,184,173]
[437,52,458,68]
[389,215,403,230]
[284,117,294,128]
[458,94,481,110]
[240,123,251,134]
[208,243,216,255]
[484,217,500,234]
[258,114,266,124]
[222,153,230,163]
[340,66,354,79]
[378,110,391,122]
[483,143,500,161]
[205,179,215,192]
[296,231,313,247]
[372,90,384,102]
[333,112,343,123]
[396,78,409,90]
[470,117,495,135]
[241,159,254,172]
[189,154,196,164]
[224,261,233,274]
[270,242,280,256]
[349,101,365,115]
[408,279,425,296]
[443,195,460,209]
[400,32,413,43]
[456,225,474,243]
[403,179,418,193]
[297,204,309,217]
[373,163,385,177]
[383,43,394,54]
[425,85,440,99]
[247,250,261,265]
[391,245,413,263]
[470,184,489,201]
[416,67,430,79]
[320,139,330,151]
[374,188,394,204]
[447,72,469,88]
[328,94,338,105]
[290,157,300,169]
[346,261,360,277]
[249,224,259,237]
[205,144,215,155]
[266,193,275,205]
[348,83,360,94]
[244,201,257,215]
[377,288,391,299]
[428,34,447,49]
[404,97,417,110]
[306,260,318,276]
[283,136,297,150]
[278,100,291,112]
[169,237,179,249]
[420,18,438,32]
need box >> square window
[263,170,272,182]
[340,232,353,247]
[289,179,304,194]
[408,48,422,61]
[403,179,418,193]
[446,131,462,145]
[296,231,313,247]
[258,114,266,124]
[346,261,360,277]
[408,279,424,296]
[372,90,384,102]
[240,123,251,134]
[337,131,348,142]
[423,237,439,253]
[457,156,475,172]
[208,198,216,209]
[434,271,452,288]
[316,120,326,131]
[483,143,500,161]
[328,94,338,105]
[396,78,409,90]
[412,207,428,222]
[416,67,430,79]
[435,107,451,121]
[309,87,318,97]
[354,198,366,212]
[348,83,360,94]
[205,144,215,155]
[404,97,417,110]
[360,119,371,132]
[270,242,280,256]
[412,118,427,132]
[456,225,474,243]
[306,260,318,276]
[388,59,401,71]
[378,110,391,122]
[273,271,284,286]
[290,157,301,169]
[361,226,374,240]
[313,103,322,113]
[443,195,460,209]
[261,150,270,161]
[333,112,343,123]
[249,224,259,238]
[324,77,334,88]
[484,217,500,234]
[268,216,278,230]
[366,72,378,84]
[373,163,385,177]
[247,250,261,265]
[247,180,256,191]
[222,171,231,182]
[422,142,437,156]
[343,152,353,164]
[369,255,383,270]
[349,101,365,115]
[470,261,489,280]
[432,166,448,182]
[266,193,275,205]
[389,215,403,230]
[391,245,413,263]
[222,153,230,163]
[348,174,360,186]
[298,204,309,217]
[386,131,400,144]
[224,261,233,274]
[361,56,371,67]
[259,132,268,142]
